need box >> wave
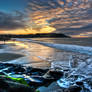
[11,38,92,91]
[15,38,92,55]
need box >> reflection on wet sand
[2,40,73,69]
[0,53,24,62]
[0,40,55,68]
[25,42,55,68]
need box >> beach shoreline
[0,40,92,92]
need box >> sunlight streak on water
[1,38,92,91]
[13,38,92,91]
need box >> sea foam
[14,38,92,56]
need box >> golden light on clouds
[1,29,31,35]
[2,24,56,34]
[27,13,56,34]
[0,13,56,35]
[71,32,92,38]
[0,30,5,34]
[72,35,88,38]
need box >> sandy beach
[0,39,92,92]
[0,53,24,62]
[0,44,24,62]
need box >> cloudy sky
[0,0,92,37]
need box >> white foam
[10,38,92,91]
[14,38,92,55]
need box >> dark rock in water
[26,67,48,76]
[27,76,45,87]
[11,84,34,92]
[76,81,83,86]
[43,70,63,80]
[0,72,5,75]
[0,79,9,89]
[25,75,57,88]
[9,87,33,92]
[1,64,25,74]
[0,78,34,92]
[0,63,64,91]
[24,69,63,88]
[64,85,82,92]
[49,70,63,80]
[0,63,7,69]
[85,78,92,87]
[3,63,15,67]
[13,65,25,73]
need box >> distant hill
[31,33,70,38]
[0,33,70,41]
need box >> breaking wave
[15,38,92,92]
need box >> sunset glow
[71,35,88,38]
[0,0,92,37]
[1,25,56,35]
[6,41,29,48]
[71,32,92,38]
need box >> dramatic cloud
[27,0,92,35]
[0,0,92,36]
[0,11,26,30]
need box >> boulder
[64,85,81,92]
[0,78,34,92]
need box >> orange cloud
[71,32,92,38]
[0,30,5,34]
[1,26,56,34]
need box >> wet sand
[0,53,24,62]
[0,41,92,92]
[0,44,5,49]
[0,44,24,62]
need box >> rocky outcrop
[0,63,63,92]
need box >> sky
[0,0,28,12]
[0,0,92,37]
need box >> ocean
[1,38,92,65]
[0,38,92,91]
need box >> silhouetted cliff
[0,33,70,41]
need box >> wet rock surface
[0,63,63,92]
[64,85,82,92]
[0,62,92,92]
[0,79,34,92]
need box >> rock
[64,85,82,92]
[0,79,9,89]
[49,70,63,79]
[4,63,15,67]
[24,75,59,88]
[0,72,5,75]
[26,67,48,76]
[13,65,25,73]
[0,62,64,91]
[76,81,83,86]
[26,76,45,87]
[0,78,34,92]
[43,70,63,80]
[0,63,6,69]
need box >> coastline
[0,40,92,92]
[0,53,24,62]
[0,50,91,92]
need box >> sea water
[0,38,92,91]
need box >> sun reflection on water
[5,40,55,68]
[6,41,29,49]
